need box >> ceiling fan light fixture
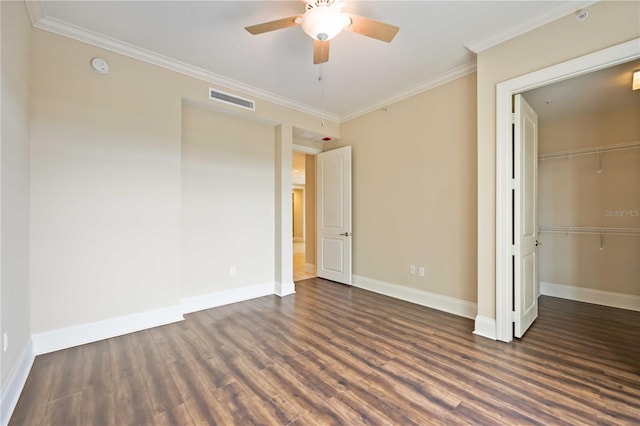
[301,6,350,41]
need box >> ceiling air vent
[209,88,255,111]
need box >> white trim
[292,144,322,155]
[31,305,184,355]
[495,38,640,343]
[181,282,275,315]
[0,340,35,426]
[352,275,477,319]
[26,4,473,125]
[24,0,44,24]
[342,62,476,123]
[540,282,640,312]
[473,316,497,340]
[28,15,340,123]
[304,263,316,275]
[465,1,598,53]
[275,281,296,297]
[23,0,597,124]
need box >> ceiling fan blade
[245,15,303,35]
[344,13,399,42]
[313,40,330,64]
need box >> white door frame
[495,38,640,343]
[291,143,322,276]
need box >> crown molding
[24,0,44,24]
[341,61,477,123]
[25,1,594,124]
[28,13,341,123]
[465,0,599,53]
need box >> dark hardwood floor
[10,278,640,425]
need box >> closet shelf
[538,225,640,236]
[538,140,639,161]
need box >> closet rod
[538,141,639,161]
[538,225,640,236]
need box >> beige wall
[536,104,640,295]
[304,154,316,266]
[292,188,304,240]
[181,104,275,297]
[29,30,182,332]
[538,105,640,152]
[1,0,32,394]
[28,28,338,334]
[476,1,640,319]
[326,73,477,302]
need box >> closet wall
[537,103,640,302]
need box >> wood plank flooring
[10,278,640,425]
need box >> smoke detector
[90,58,109,74]
[575,10,588,21]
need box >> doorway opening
[496,39,640,342]
[292,139,323,283]
[292,151,316,281]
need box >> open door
[316,146,352,284]
[513,94,539,338]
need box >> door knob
[339,232,351,237]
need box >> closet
[525,62,640,310]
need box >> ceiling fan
[245,0,399,64]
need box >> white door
[513,94,539,338]
[316,146,352,284]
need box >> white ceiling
[523,59,640,121]
[28,0,596,121]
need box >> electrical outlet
[230,266,236,276]
[419,267,425,277]
[409,265,416,274]
[3,332,7,352]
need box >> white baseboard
[31,305,184,356]
[1,339,35,426]
[352,275,477,319]
[32,281,282,356]
[540,281,640,312]
[304,263,316,275]
[275,281,296,297]
[473,315,497,340]
[182,282,275,314]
